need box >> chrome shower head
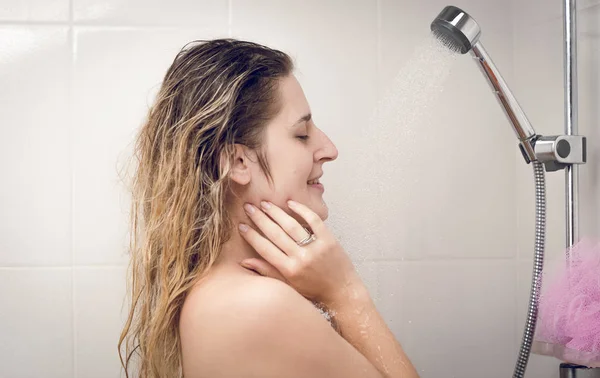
[430,6,481,54]
[430,5,538,163]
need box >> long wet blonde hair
[118,38,293,378]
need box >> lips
[308,181,324,193]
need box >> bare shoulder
[180,267,309,326]
[180,268,381,378]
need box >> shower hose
[513,160,546,378]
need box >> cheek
[273,165,310,192]
[289,171,311,195]
[257,150,313,202]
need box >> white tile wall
[0,268,73,378]
[73,0,229,27]
[230,0,379,157]
[1,0,597,377]
[395,261,517,378]
[74,266,127,378]
[377,0,517,261]
[375,261,406,342]
[355,260,380,301]
[0,0,69,22]
[514,0,600,35]
[0,26,72,266]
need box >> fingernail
[287,200,297,208]
[244,203,255,214]
[239,223,249,232]
[260,201,271,210]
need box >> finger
[240,258,288,283]
[238,223,292,272]
[244,203,300,256]
[286,200,327,235]
[259,201,312,245]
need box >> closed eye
[296,135,309,140]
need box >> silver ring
[297,228,316,247]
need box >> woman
[119,38,418,378]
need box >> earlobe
[229,144,252,186]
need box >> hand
[238,200,363,307]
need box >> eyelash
[297,135,310,141]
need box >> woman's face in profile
[246,74,338,222]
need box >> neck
[214,202,266,269]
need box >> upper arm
[197,279,384,378]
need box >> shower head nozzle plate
[430,5,481,54]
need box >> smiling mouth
[307,180,324,193]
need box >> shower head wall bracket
[533,135,587,171]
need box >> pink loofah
[533,238,600,367]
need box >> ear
[226,144,253,186]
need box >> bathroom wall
[0,0,594,377]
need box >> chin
[314,201,329,221]
[291,201,328,225]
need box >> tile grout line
[514,256,520,351]
[376,0,382,95]
[69,0,77,375]
[228,0,232,37]
[0,20,217,29]
[360,256,519,263]
[512,0,525,341]
[375,0,383,97]
[512,0,520,339]
[0,264,128,270]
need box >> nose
[314,128,338,163]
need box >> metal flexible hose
[513,160,546,378]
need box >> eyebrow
[293,113,312,126]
